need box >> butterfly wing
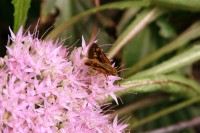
[85,59,117,75]
[87,43,111,64]
[85,43,117,75]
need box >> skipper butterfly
[84,43,117,76]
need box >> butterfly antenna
[117,68,130,73]
[99,43,114,48]
[116,64,125,71]
[88,27,101,46]
[94,29,100,43]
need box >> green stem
[107,7,166,59]
[120,74,200,96]
[103,74,200,103]
[46,1,149,40]
[112,93,167,116]
[127,45,200,79]
[123,21,200,77]
[130,96,200,129]
[151,0,200,12]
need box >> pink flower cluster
[0,27,128,132]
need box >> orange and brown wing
[87,43,111,64]
[85,43,117,75]
[85,59,117,75]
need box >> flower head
[0,27,128,132]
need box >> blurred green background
[1,0,200,132]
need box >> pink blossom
[0,27,128,132]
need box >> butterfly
[84,43,117,76]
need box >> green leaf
[41,0,76,40]
[117,8,141,33]
[122,26,157,68]
[150,0,200,12]
[46,1,150,40]
[12,0,31,33]
[156,18,177,39]
[130,96,200,129]
[107,7,167,59]
[128,45,200,79]
[118,74,200,98]
[124,21,200,77]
